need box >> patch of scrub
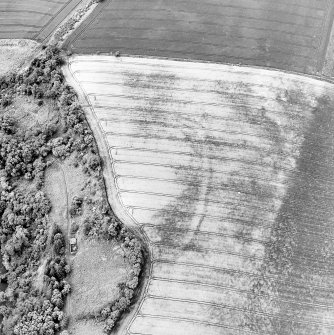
[0,39,39,76]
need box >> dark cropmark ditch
[123,68,218,253]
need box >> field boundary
[62,0,110,50]
[73,53,334,83]
[63,60,153,335]
[35,0,84,43]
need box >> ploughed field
[68,55,334,334]
[0,0,82,41]
[64,0,334,74]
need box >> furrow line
[142,296,334,327]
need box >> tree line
[0,46,144,334]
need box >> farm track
[52,160,73,321]
[64,0,334,75]
[0,0,84,40]
[64,55,334,334]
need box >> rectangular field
[65,0,334,74]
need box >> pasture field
[0,0,83,41]
[64,0,334,75]
[44,151,135,334]
[69,239,131,322]
[66,55,334,334]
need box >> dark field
[0,0,82,41]
[64,0,334,74]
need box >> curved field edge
[65,54,334,334]
[62,61,152,334]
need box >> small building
[70,237,77,254]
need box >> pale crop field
[67,56,334,334]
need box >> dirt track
[64,55,334,334]
[64,0,334,75]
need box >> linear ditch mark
[94,102,307,124]
[140,223,333,249]
[111,151,295,178]
[154,259,334,292]
[104,129,330,158]
[151,242,264,261]
[119,189,276,212]
[110,150,334,185]
[115,174,285,198]
[149,277,334,309]
[104,131,296,165]
[99,115,302,141]
[88,92,318,119]
[129,204,334,242]
[81,78,288,100]
[129,202,334,237]
[141,223,292,246]
[143,294,334,325]
[139,306,334,333]
[115,172,287,192]
[112,157,334,191]
[113,162,288,186]
[135,313,258,335]
[173,226,334,257]
[151,239,334,271]
[106,136,292,166]
[74,66,321,93]
[95,104,307,126]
